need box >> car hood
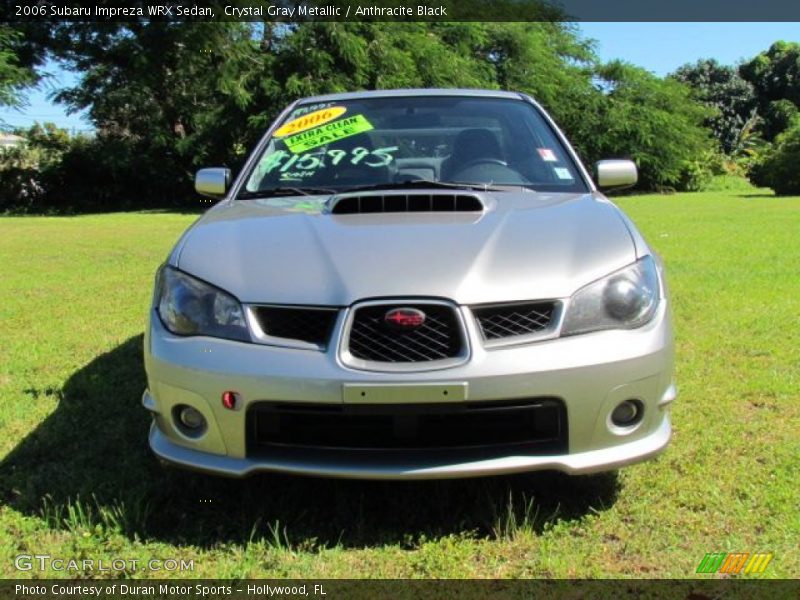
[174,192,638,305]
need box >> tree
[271,22,494,97]
[449,26,713,190]
[761,98,798,141]
[671,59,756,154]
[740,41,800,141]
[592,61,715,190]
[10,20,719,212]
[0,26,38,112]
[46,21,270,207]
[477,22,604,161]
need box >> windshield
[240,96,589,197]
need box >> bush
[748,119,800,195]
[0,123,71,213]
[675,149,726,192]
[44,134,194,212]
[0,123,201,213]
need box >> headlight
[561,255,660,336]
[155,266,250,342]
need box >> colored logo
[384,308,426,330]
[696,552,773,575]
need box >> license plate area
[342,382,468,404]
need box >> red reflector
[222,391,238,410]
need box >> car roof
[297,88,527,104]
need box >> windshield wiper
[237,186,338,200]
[237,180,534,199]
[339,180,531,193]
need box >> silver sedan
[143,89,675,479]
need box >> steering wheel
[456,157,509,172]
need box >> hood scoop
[329,192,485,215]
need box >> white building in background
[0,133,25,149]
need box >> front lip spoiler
[147,415,671,480]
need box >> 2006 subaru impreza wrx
[143,89,676,479]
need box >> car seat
[440,128,505,181]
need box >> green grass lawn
[1,183,798,579]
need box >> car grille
[247,399,567,453]
[346,303,463,363]
[472,301,557,340]
[331,193,484,214]
[251,306,338,348]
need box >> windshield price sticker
[274,106,347,138]
[263,146,398,175]
[283,115,374,153]
[554,167,573,180]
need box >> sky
[579,22,799,76]
[1,22,798,132]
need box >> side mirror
[195,168,231,198]
[596,160,637,189]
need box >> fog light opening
[611,399,644,427]
[173,405,207,437]
[222,391,240,410]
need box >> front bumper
[143,302,675,479]
[147,409,672,479]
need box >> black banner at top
[3,0,800,22]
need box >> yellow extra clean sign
[274,106,347,138]
[283,115,374,153]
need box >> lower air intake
[246,398,568,453]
